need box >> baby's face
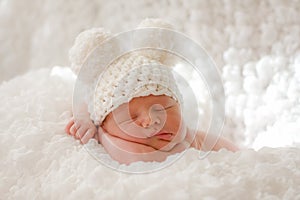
[101,95,186,151]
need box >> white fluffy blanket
[1,0,300,199]
[0,68,299,199]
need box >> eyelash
[121,117,137,124]
[124,105,175,122]
[154,105,173,111]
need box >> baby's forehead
[108,95,175,115]
[128,95,176,106]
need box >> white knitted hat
[90,51,183,125]
[69,18,182,125]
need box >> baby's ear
[69,28,112,75]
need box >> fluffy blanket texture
[1,0,300,199]
[0,67,299,199]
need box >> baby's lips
[142,128,172,139]
[154,132,173,141]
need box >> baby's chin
[147,136,184,152]
[155,141,178,152]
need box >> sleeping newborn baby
[65,19,239,165]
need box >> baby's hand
[65,117,97,144]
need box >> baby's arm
[97,127,189,165]
[65,102,97,144]
[191,131,239,152]
[211,134,240,152]
[100,130,165,165]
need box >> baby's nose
[140,112,160,128]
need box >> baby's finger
[70,124,77,136]
[75,126,87,140]
[81,129,95,144]
[74,119,83,129]
[65,118,74,134]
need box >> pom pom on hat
[69,28,111,75]
[138,18,174,29]
[136,18,175,65]
[69,18,174,75]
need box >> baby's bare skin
[65,95,239,164]
[65,117,97,144]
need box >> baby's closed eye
[152,104,175,111]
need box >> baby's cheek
[166,114,181,130]
[102,117,117,132]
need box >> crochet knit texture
[91,52,182,125]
